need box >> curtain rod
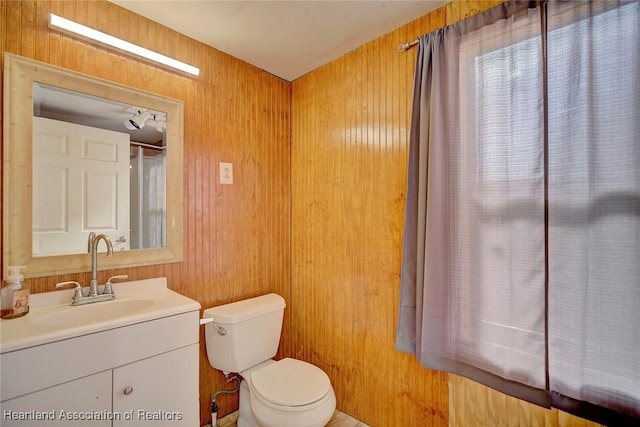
[130,141,165,151]
[397,39,419,52]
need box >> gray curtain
[396,0,640,422]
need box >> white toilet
[203,293,336,427]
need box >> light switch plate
[219,162,233,185]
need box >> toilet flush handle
[199,317,227,336]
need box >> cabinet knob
[123,386,134,395]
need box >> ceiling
[108,1,447,82]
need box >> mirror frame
[3,53,184,278]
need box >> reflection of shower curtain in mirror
[130,146,166,249]
[144,154,165,248]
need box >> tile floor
[215,410,369,427]
[326,410,370,427]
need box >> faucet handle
[103,274,128,295]
[56,281,84,302]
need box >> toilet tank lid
[203,293,285,324]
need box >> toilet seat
[250,358,331,409]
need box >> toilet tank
[203,293,286,373]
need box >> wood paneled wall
[291,1,598,426]
[1,1,291,423]
[290,5,450,426]
[449,375,600,427]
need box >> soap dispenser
[1,266,30,319]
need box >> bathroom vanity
[0,278,200,426]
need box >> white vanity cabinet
[0,278,201,427]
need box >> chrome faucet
[88,232,114,297]
[54,234,125,306]
[56,273,128,306]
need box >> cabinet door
[0,370,112,427]
[113,344,199,426]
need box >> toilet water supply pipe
[200,317,241,425]
[211,373,241,426]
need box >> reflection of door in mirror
[33,117,130,256]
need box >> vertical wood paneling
[291,5,449,426]
[1,1,290,424]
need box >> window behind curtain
[398,1,640,422]
[546,1,640,418]
[458,0,640,419]
[454,7,547,391]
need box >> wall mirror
[3,53,184,278]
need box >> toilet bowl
[239,359,336,427]
[203,294,336,427]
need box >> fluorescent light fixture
[49,13,200,77]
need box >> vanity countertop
[0,277,200,353]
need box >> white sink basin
[33,299,155,327]
[0,277,201,353]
